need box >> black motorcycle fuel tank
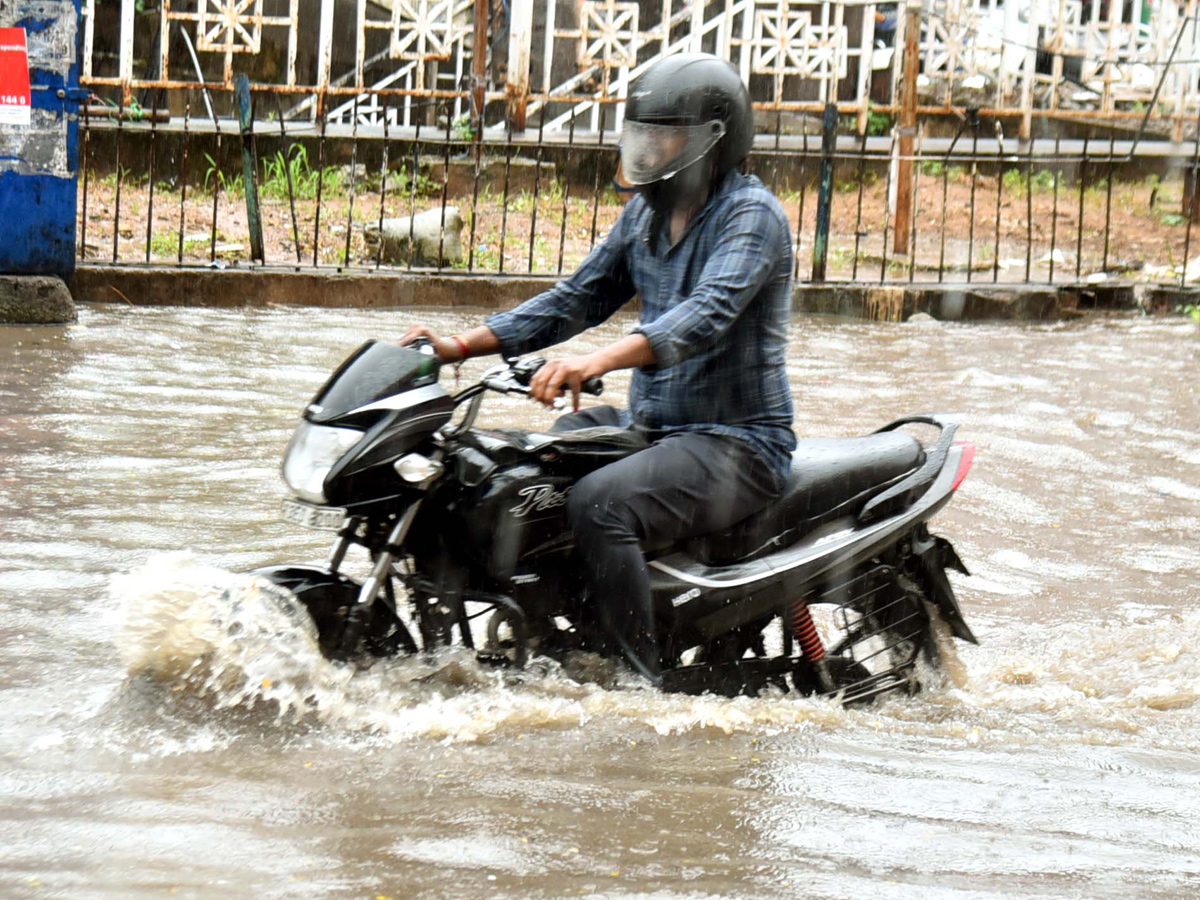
[447,435,577,583]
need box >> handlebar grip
[581,377,604,396]
[408,336,438,358]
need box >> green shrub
[1031,170,1057,192]
[1001,168,1025,194]
[866,108,893,137]
[451,114,476,142]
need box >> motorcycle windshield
[306,340,440,424]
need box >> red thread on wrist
[451,334,470,361]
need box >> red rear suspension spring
[788,599,825,663]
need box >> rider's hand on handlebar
[529,355,603,412]
[398,325,464,362]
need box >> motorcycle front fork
[323,499,427,660]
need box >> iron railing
[77,91,1200,288]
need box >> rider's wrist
[450,335,470,361]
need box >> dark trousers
[551,406,781,681]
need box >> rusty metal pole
[892,1,921,255]
[811,102,838,282]
[472,0,489,140]
[234,75,264,264]
[505,0,534,131]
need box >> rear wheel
[790,656,874,697]
[801,564,935,703]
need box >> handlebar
[484,356,604,398]
[441,355,603,441]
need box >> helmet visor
[619,119,726,185]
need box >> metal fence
[75,0,1200,288]
[77,103,1200,287]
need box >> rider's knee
[567,475,635,539]
[566,477,604,534]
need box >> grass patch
[203,153,244,199]
[1154,209,1187,227]
[147,230,220,257]
[1001,168,1025,194]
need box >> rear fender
[910,533,977,644]
[860,415,959,522]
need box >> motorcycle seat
[688,432,925,565]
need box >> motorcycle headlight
[282,420,365,504]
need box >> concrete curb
[70,266,554,311]
[1141,285,1200,314]
[0,275,78,325]
[69,265,1146,321]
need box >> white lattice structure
[80,0,1200,135]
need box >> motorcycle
[254,339,978,704]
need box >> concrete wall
[68,264,1142,320]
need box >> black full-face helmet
[621,53,754,215]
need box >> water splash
[110,554,1198,747]
[109,554,850,741]
[111,552,354,721]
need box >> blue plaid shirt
[486,169,796,484]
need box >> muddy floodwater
[1,306,1198,900]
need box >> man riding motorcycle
[401,53,795,682]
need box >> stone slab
[792,283,1066,321]
[907,287,1062,321]
[0,275,77,324]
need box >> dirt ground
[77,169,1199,284]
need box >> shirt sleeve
[484,208,637,358]
[633,199,788,369]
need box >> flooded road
[1,305,1198,899]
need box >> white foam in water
[923,610,1200,744]
[111,552,354,720]
[1146,476,1200,502]
[108,553,853,741]
[110,553,1199,745]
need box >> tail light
[951,440,976,491]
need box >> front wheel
[248,565,416,661]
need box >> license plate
[281,498,347,531]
